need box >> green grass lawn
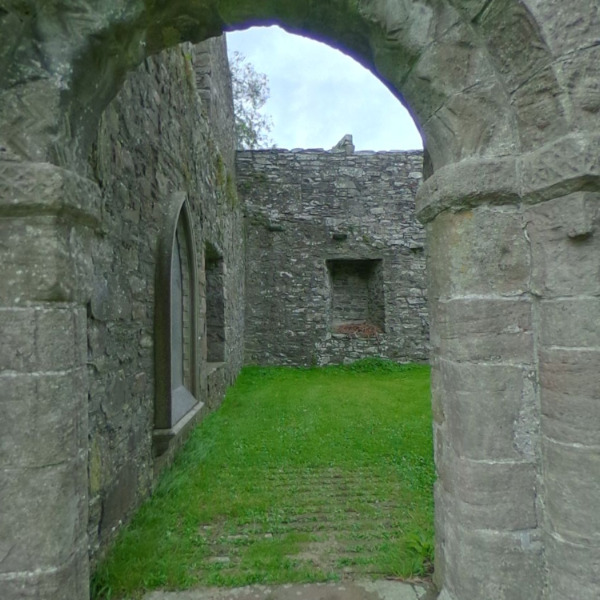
[92,359,434,599]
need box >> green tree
[230,51,274,149]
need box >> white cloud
[226,26,422,151]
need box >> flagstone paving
[144,579,437,600]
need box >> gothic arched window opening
[154,193,202,457]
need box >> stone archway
[1,2,599,600]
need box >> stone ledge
[206,361,226,377]
[416,156,520,223]
[416,132,600,223]
[0,460,87,572]
[153,400,208,472]
[142,579,435,600]
[0,160,102,227]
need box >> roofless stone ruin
[1,2,599,599]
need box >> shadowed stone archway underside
[1,2,599,599]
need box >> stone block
[37,307,86,371]
[435,358,537,461]
[429,359,445,425]
[430,78,517,167]
[100,461,140,540]
[404,13,495,116]
[439,513,543,600]
[426,206,529,299]
[88,436,105,498]
[524,1,600,56]
[0,458,87,573]
[0,80,61,162]
[544,533,600,600]
[525,192,600,297]
[0,216,75,304]
[0,369,87,468]
[0,308,36,371]
[540,349,600,445]
[511,65,568,149]
[559,46,600,132]
[540,298,600,348]
[543,437,600,545]
[440,0,488,25]
[0,549,89,600]
[436,447,537,532]
[207,362,227,410]
[432,482,447,592]
[477,0,552,92]
[539,349,600,446]
[521,134,600,201]
[0,306,85,372]
[430,298,533,364]
[100,369,130,421]
[0,306,87,372]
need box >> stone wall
[238,140,428,366]
[85,37,244,561]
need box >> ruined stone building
[78,38,430,570]
[1,3,599,600]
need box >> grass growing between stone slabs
[92,359,434,599]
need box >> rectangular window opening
[205,243,225,363]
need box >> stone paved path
[143,579,438,600]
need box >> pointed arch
[154,192,202,454]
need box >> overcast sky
[226,26,423,152]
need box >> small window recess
[326,258,385,336]
[154,192,203,457]
[205,242,225,374]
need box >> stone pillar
[525,191,600,600]
[0,160,100,599]
[417,158,544,600]
[418,146,600,599]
